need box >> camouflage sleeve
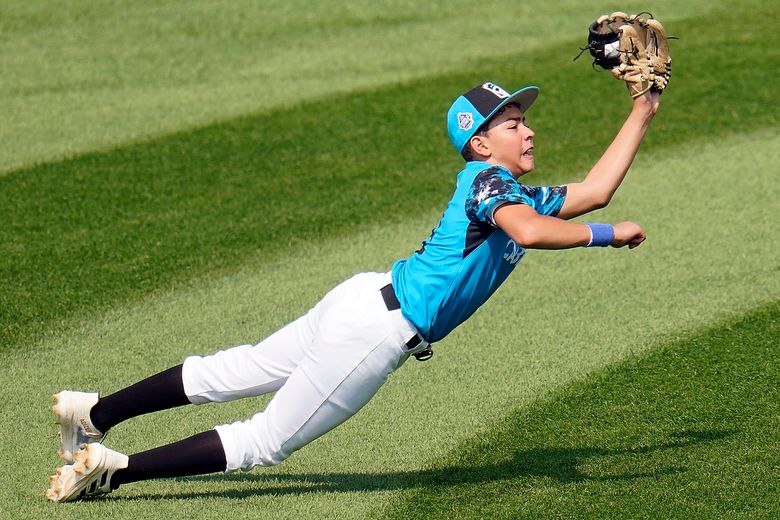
[465,166,533,226]
[522,184,568,216]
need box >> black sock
[111,430,227,489]
[90,364,190,433]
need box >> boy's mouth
[522,147,534,157]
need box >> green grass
[384,301,780,519]
[1,126,776,518]
[0,0,722,175]
[0,0,778,518]
[2,0,778,355]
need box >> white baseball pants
[181,271,427,471]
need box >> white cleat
[45,443,128,503]
[52,391,104,463]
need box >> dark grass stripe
[380,301,779,519]
[1,5,778,353]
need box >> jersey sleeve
[465,166,533,226]
[465,166,568,225]
[521,184,568,217]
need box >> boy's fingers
[628,235,645,249]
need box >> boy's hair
[460,104,519,162]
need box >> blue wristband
[586,223,614,247]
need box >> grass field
[1,1,778,518]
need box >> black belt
[380,283,433,361]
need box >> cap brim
[484,85,539,125]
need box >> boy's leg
[47,273,425,500]
[53,365,188,462]
[46,431,226,503]
[47,309,322,501]
[181,307,318,404]
[215,273,422,470]
[90,364,189,433]
[54,310,318,462]
[50,301,411,504]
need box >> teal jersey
[391,161,567,343]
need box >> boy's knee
[181,348,256,404]
[215,416,290,471]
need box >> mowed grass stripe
[1,2,778,355]
[1,127,776,519]
[0,0,719,175]
[383,301,780,520]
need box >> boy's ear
[469,134,491,158]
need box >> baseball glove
[577,11,672,98]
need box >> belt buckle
[406,334,433,362]
[413,346,433,361]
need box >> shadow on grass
[112,429,733,501]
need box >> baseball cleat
[52,391,104,463]
[45,443,128,503]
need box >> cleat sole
[46,444,128,502]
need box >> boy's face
[476,105,535,177]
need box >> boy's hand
[612,221,646,249]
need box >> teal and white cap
[447,82,539,154]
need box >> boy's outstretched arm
[556,90,660,220]
[494,203,645,250]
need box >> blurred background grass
[0,0,737,175]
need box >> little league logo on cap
[457,112,474,131]
[447,82,540,155]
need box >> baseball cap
[447,82,539,154]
